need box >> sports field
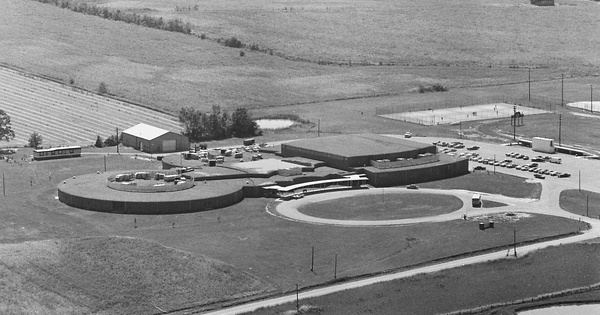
[379,103,550,125]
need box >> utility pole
[561,73,564,106]
[528,67,531,101]
[513,229,517,257]
[104,155,107,172]
[558,114,562,146]
[334,254,338,279]
[494,154,496,174]
[318,119,320,137]
[2,172,5,196]
[513,105,517,143]
[311,246,314,272]
[587,194,589,217]
[591,85,594,113]
[579,170,581,192]
[116,127,119,154]
[296,284,299,312]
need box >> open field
[250,243,600,315]
[0,237,271,315]
[0,151,589,313]
[0,66,180,147]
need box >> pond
[255,119,295,130]
[519,304,600,315]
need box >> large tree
[179,107,207,142]
[28,132,43,149]
[231,108,261,138]
[0,109,15,142]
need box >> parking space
[406,136,600,188]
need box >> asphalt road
[197,136,600,315]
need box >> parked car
[467,145,480,150]
[407,184,419,190]
[474,166,486,171]
[534,174,546,179]
[558,172,571,178]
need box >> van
[472,194,482,207]
[549,157,562,164]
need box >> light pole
[528,67,531,101]
[591,85,594,113]
[587,194,589,217]
[558,114,562,146]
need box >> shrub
[240,51,245,57]
[200,33,206,40]
[98,82,108,94]
[95,135,104,148]
[224,37,243,48]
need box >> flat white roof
[264,175,368,192]
[123,123,170,141]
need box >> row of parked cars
[472,156,571,179]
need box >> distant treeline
[33,0,193,35]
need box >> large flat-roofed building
[281,134,437,171]
[122,123,189,154]
[281,134,468,187]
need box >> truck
[549,156,562,164]
[532,137,555,154]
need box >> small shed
[122,123,189,153]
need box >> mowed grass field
[297,193,463,220]
[0,152,589,313]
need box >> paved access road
[198,137,600,315]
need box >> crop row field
[0,65,181,147]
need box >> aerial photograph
[2,0,600,314]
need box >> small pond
[255,119,295,130]
[519,304,600,315]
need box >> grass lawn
[419,172,542,199]
[0,153,588,314]
[297,193,463,220]
[560,189,600,219]
[251,243,600,315]
[0,237,271,315]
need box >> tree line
[179,106,262,142]
[34,0,193,35]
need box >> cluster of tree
[94,135,121,148]
[418,84,448,93]
[179,106,261,142]
[34,0,193,35]
[174,5,199,11]
[0,109,15,142]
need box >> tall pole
[591,85,594,113]
[311,246,314,272]
[528,67,531,101]
[116,127,119,154]
[587,194,589,217]
[459,121,462,139]
[104,155,107,172]
[317,119,320,137]
[334,254,338,279]
[558,114,562,146]
[494,154,496,174]
[579,170,581,191]
[513,105,517,143]
[513,229,517,257]
[561,73,564,106]
[2,172,5,196]
[296,284,299,312]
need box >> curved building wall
[58,188,245,215]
